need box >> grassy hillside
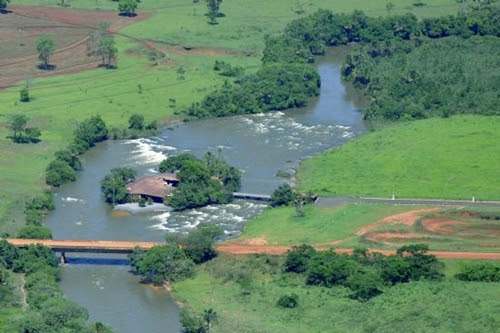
[173,255,500,333]
[239,203,500,252]
[297,115,500,200]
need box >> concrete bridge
[232,192,271,201]
[6,239,162,254]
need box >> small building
[126,173,179,203]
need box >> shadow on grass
[119,12,137,17]
[37,64,57,70]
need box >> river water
[46,49,367,333]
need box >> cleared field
[237,203,500,253]
[297,116,500,200]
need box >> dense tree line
[185,4,498,120]
[284,244,444,301]
[45,115,107,187]
[0,240,112,332]
[343,36,499,120]
[455,262,500,282]
[160,152,241,210]
[184,64,320,118]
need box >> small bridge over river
[6,239,162,254]
[232,192,271,201]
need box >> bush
[133,244,195,284]
[71,115,108,154]
[284,244,316,273]
[277,293,299,308]
[270,183,295,206]
[101,167,136,205]
[455,262,500,282]
[128,114,144,130]
[17,225,53,239]
[0,240,20,269]
[166,223,223,264]
[12,244,59,275]
[20,87,30,102]
[45,160,77,187]
[54,150,82,170]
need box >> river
[45,48,367,333]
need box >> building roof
[126,173,178,199]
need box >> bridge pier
[60,251,67,265]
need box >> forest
[184,4,499,121]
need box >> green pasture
[173,255,500,333]
[297,116,500,200]
[239,203,500,252]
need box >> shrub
[45,160,77,187]
[270,183,295,206]
[277,293,299,308]
[284,244,316,273]
[455,262,500,282]
[17,225,53,239]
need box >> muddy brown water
[45,48,368,333]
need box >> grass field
[240,204,413,244]
[297,115,500,200]
[0,0,461,234]
[238,203,500,253]
[173,255,500,333]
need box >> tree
[346,269,383,301]
[128,114,144,130]
[45,160,77,187]
[396,244,444,281]
[12,244,59,274]
[71,115,108,154]
[270,183,294,206]
[18,225,53,239]
[100,167,136,205]
[386,2,395,15]
[180,309,207,333]
[455,262,500,282]
[159,153,197,173]
[135,244,195,284]
[205,0,223,24]
[7,114,28,140]
[36,36,55,69]
[0,0,10,10]
[166,223,223,264]
[284,244,316,273]
[203,308,217,332]
[20,86,30,102]
[0,240,20,269]
[118,0,139,16]
[99,37,117,68]
[87,22,116,67]
[277,294,299,308]
[54,150,82,170]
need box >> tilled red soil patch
[0,6,149,89]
